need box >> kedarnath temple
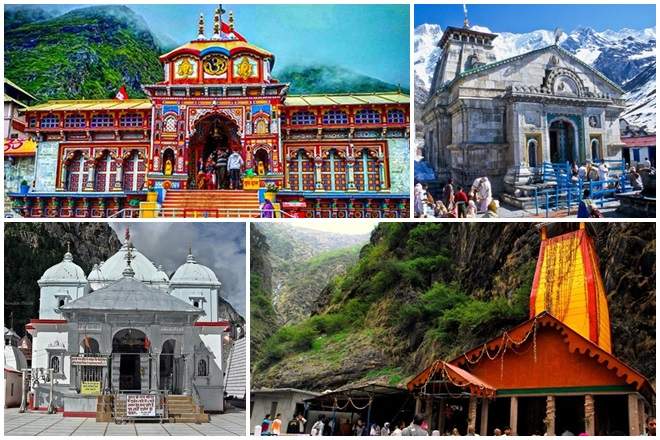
[22,231,245,419]
[422,19,630,207]
[407,224,655,436]
[6,7,410,218]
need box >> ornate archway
[112,328,147,393]
[188,113,241,189]
[547,116,582,164]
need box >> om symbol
[203,55,228,75]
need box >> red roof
[407,360,497,398]
[622,135,656,147]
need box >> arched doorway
[189,113,240,189]
[160,339,177,393]
[549,119,577,163]
[528,139,538,168]
[254,148,269,175]
[591,138,600,161]
[112,328,147,393]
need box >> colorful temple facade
[7,8,410,218]
[408,224,654,436]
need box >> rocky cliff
[4,223,122,336]
[252,222,655,392]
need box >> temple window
[322,110,348,125]
[91,114,114,128]
[29,117,37,128]
[387,109,405,124]
[354,150,380,191]
[291,111,316,125]
[123,151,146,192]
[40,114,60,128]
[320,150,347,191]
[591,139,601,161]
[198,359,208,377]
[66,152,89,192]
[95,152,118,192]
[49,355,60,373]
[193,300,199,308]
[64,114,86,128]
[58,299,65,307]
[163,115,177,132]
[355,109,381,124]
[288,150,314,191]
[120,113,143,127]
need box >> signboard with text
[81,381,101,395]
[126,395,156,417]
[70,356,108,366]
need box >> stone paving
[4,407,246,436]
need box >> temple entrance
[517,397,546,435]
[112,328,147,393]
[160,339,177,393]
[486,397,510,435]
[555,396,584,435]
[594,395,629,435]
[189,113,240,189]
[549,119,577,163]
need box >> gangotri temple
[25,233,243,417]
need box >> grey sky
[110,222,246,316]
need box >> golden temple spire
[228,11,234,32]
[213,5,225,39]
[198,12,206,39]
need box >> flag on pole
[115,85,128,100]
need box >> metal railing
[533,177,625,217]
[107,207,295,218]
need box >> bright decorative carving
[203,55,228,75]
[236,56,255,79]
[176,57,195,78]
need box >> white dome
[97,243,159,283]
[88,263,106,290]
[4,345,27,371]
[150,265,170,283]
[38,252,86,284]
[170,253,221,286]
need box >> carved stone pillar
[182,354,192,396]
[151,350,161,391]
[628,393,641,435]
[480,399,489,436]
[584,394,595,435]
[545,396,556,436]
[467,396,478,434]
[509,396,518,435]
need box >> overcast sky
[110,222,246,316]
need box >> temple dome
[88,263,105,290]
[170,252,221,287]
[38,251,86,285]
[4,345,27,371]
[97,243,159,283]
[151,265,170,283]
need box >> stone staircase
[161,190,261,218]
[166,395,209,424]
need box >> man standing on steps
[228,149,244,190]
[215,149,229,189]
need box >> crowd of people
[257,413,657,436]
[194,148,245,190]
[414,177,497,219]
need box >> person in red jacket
[454,186,469,218]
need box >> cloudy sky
[110,222,246,316]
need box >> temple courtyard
[4,407,246,436]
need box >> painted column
[467,396,478,434]
[85,161,95,191]
[628,393,641,435]
[480,399,489,436]
[346,156,356,191]
[424,397,433,431]
[378,158,386,190]
[114,160,123,191]
[414,396,422,415]
[509,396,518,435]
[314,156,324,191]
[545,396,556,436]
[637,397,646,436]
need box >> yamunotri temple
[7,8,410,218]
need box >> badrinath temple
[6,7,410,218]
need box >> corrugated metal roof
[25,99,152,112]
[224,337,246,399]
[284,92,410,107]
[59,276,203,314]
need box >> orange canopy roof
[407,360,497,398]
[4,138,37,157]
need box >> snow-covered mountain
[415,24,657,132]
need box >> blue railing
[534,159,630,217]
